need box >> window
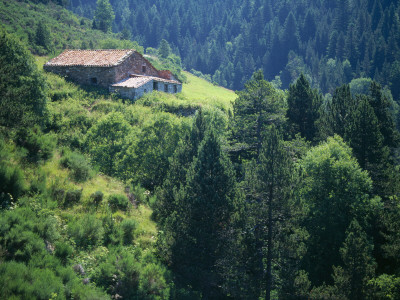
[153,81,158,90]
[142,65,146,73]
[164,84,168,92]
[174,85,177,93]
[90,77,98,84]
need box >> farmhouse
[44,49,182,100]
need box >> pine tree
[94,0,115,33]
[166,131,238,298]
[344,95,389,196]
[245,125,297,300]
[336,220,376,300]
[158,39,171,59]
[230,70,286,162]
[318,84,356,139]
[369,81,400,149]
[286,74,321,141]
[154,110,207,225]
[35,21,52,51]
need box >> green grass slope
[0,0,143,55]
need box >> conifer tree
[158,39,171,59]
[318,84,356,139]
[286,74,321,141]
[369,81,399,149]
[94,0,115,33]
[35,21,52,52]
[244,125,297,300]
[345,95,389,196]
[165,131,238,298]
[154,110,207,225]
[335,220,376,300]
[230,70,286,162]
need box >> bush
[54,241,73,265]
[60,150,93,182]
[108,194,129,211]
[102,214,122,246]
[68,215,104,249]
[90,191,104,207]
[16,126,56,163]
[64,189,82,207]
[121,219,138,245]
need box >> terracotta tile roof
[45,49,135,67]
[111,77,153,88]
[111,75,181,88]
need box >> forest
[1,0,400,299]
[63,0,400,96]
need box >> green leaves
[0,28,47,128]
[286,74,321,142]
[94,0,115,33]
[299,135,375,286]
[231,70,286,161]
[86,112,130,176]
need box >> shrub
[60,150,93,182]
[68,215,104,249]
[54,241,73,265]
[121,219,138,245]
[90,191,104,207]
[16,126,56,163]
[108,193,129,211]
[0,162,25,208]
[64,189,82,207]
[102,214,122,246]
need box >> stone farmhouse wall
[44,52,159,88]
[110,80,182,101]
[110,80,154,100]
[155,81,182,94]
[44,65,117,87]
[114,52,159,82]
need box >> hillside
[2,0,400,300]
[0,0,143,55]
[68,0,400,98]
[0,1,236,299]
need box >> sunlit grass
[181,71,237,111]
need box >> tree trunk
[265,183,274,300]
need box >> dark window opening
[164,84,168,92]
[90,77,98,84]
[153,82,158,90]
[142,65,146,73]
[174,85,177,93]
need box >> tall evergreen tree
[318,84,356,140]
[94,0,115,33]
[286,74,321,141]
[369,81,399,149]
[336,219,376,300]
[165,131,238,298]
[230,70,286,162]
[344,95,389,196]
[244,125,298,300]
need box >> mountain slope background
[65,0,400,98]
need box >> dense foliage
[2,0,400,299]
[67,0,400,98]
